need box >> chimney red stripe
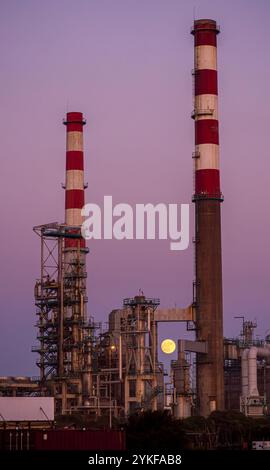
[66,151,84,171]
[195,69,218,95]
[65,238,86,248]
[195,169,220,196]
[64,112,84,132]
[195,31,217,47]
[66,123,83,132]
[195,119,219,145]
[65,189,84,209]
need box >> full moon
[161,339,176,354]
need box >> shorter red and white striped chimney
[63,112,86,249]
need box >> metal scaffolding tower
[32,223,94,414]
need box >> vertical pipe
[151,314,158,411]
[241,349,249,397]
[191,19,224,416]
[119,334,123,381]
[109,350,112,429]
[40,233,45,381]
[58,236,64,377]
[248,347,259,396]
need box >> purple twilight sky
[0,0,270,375]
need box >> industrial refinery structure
[0,19,270,425]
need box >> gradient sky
[0,0,269,375]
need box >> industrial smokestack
[191,19,224,416]
[63,112,88,384]
[63,111,86,248]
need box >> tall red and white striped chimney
[192,19,220,198]
[63,111,86,249]
[191,19,224,416]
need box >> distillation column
[191,19,224,416]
